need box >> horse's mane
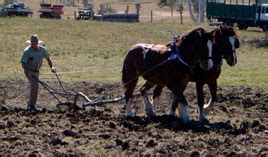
[211,26,237,37]
[176,27,206,46]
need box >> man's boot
[27,103,38,112]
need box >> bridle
[211,28,238,69]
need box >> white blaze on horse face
[229,36,237,65]
[207,40,213,70]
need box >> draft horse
[121,27,213,124]
[191,26,240,122]
[154,26,240,123]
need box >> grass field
[0,17,267,89]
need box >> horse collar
[168,48,193,69]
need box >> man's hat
[26,35,43,44]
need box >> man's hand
[51,67,57,73]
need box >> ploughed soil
[0,79,267,156]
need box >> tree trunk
[198,0,205,23]
[187,0,197,23]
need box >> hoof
[198,118,209,125]
[126,112,134,118]
[146,111,156,117]
[182,118,190,125]
[169,110,176,117]
[146,108,155,117]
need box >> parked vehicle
[39,3,64,19]
[207,0,268,31]
[0,2,32,17]
[76,8,94,20]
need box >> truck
[207,0,268,31]
[39,3,64,19]
[0,2,32,17]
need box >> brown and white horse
[151,26,240,123]
[121,27,213,124]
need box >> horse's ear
[197,27,206,37]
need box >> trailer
[0,2,32,17]
[207,0,268,31]
[39,3,64,19]
[102,13,139,22]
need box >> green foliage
[4,0,16,6]
[99,3,116,14]
[158,0,177,7]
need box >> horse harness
[140,43,198,73]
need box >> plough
[37,73,131,110]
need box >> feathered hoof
[126,112,135,118]
[198,118,209,126]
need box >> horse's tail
[121,60,129,90]
[121,46,145,93]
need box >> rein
[167,37,196,70]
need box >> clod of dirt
[109,121,117,129]
[190,150,200,157]
[28,151,41,157]
[0,122,5,129]
[145,138,158,147]
[3,135,18,141]
[219,105,228,113]
[98,133,111,139]
[207,138,219,147]
[258,147,268,155]
[50,138,68,145]
[6,121,15,128]
[251,120,260,128]
[242,96,256,108]
[230,120,250,135]
[115,138,129,150]
[0,105,8,111]
[148,130,162,139]
[62,130,80,138]
[226,152,236,157]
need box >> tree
[187,0,197,23]
[159,0,204,23]
[4,0,16,5]
[158,0,177,17]
[198,0,205,23]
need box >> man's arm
[21,63,30,71]
[46,57,56,73]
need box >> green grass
[0,17,267,89]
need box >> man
[21,35,56,111]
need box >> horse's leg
[204,80,218,114]
[196,81,207,123]
[152,85,164,113]
[169,95,179,116]
[177,93,190,124]
[140,81,155,116]
[124,78,138,117]
[171,89,190,124]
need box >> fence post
[90,9,94,20]
[74,11,76,20]
[151,10,153,23]
[136,3,141,15]
[125,5,129,14]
